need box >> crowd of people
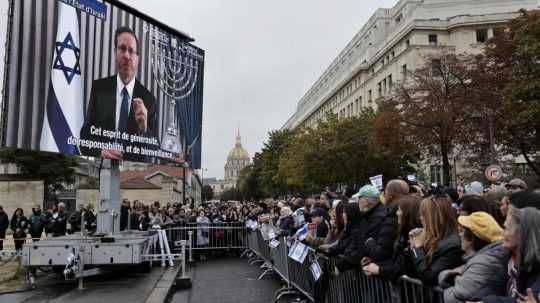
[1,177,540,302]
[245,178,540,303]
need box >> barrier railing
[164,222,247,252]
[244,228,447,303]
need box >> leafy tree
[393,52,474,186]
[202,185,214,201]
[477,10,540,179]
[220,187,242,202]
[0,148,78,199]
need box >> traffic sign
[485,165,503,182]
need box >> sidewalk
[172,256,281,303]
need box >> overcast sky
[0,0,399,179]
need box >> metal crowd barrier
[244,228,447,303]
[164,222,248,252]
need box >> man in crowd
[29,205,46,241]
[0,206,8,251]
[51,202,67,237]
[505,178,527,194]
[355,185,395,267]
[80,26,158,162]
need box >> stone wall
[76,188,162,208]
[0,180,44,219]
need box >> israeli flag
[40,2,83,155]
[294,224,308,241]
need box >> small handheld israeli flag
[369,175,384,191]
[294,224,309,241]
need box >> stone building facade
[206,132,250,198]
[282,0,538,185]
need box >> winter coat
[328,223,364,272]
[408,233,463,286]
[377,234,415,282]
[10,215,29,238]
[440,241,509,303]
[29,210,46,238]
[278,215,294,236]
[363,203,398,263]
[196,216,210,246]
[51,211,67,237]
[0,211,9,237]
[120,205,130,230]
[483,264,540,303]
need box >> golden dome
[227,131,249,159]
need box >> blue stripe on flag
[46,82,79,155]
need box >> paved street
[0,266,171,303]
[172,256,282,303]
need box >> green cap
[353,185,380,199]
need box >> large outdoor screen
[1,0,204,168]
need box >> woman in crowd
[323,200,346,245]
[10,208,28,250]
[407,195,462,286]
[481,206,540,303]
[363,195,422,281]
[277,206,294,236]
[439,212,508,303]
[458,195,504,226]
[319,202,363,272]
[196,210,210,261]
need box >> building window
[395,13,402,24]
[402,64,407,79]
[428,34,438,45]
[406,39,410,47]
[355,99,359,113]
[388,74,393,90]
[476,28,488,43]
[368,90,372,103]
[359,96,363,108]
[382,79,387,95]
[432,59,442,76]
[377,82,382,97]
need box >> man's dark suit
[80,75,159,162]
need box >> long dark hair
[343,202,361,236]
[397,195,422,239]
[334,201,347,234]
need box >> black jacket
[10,215,29,237]
[328,223,364,272]
[51,211,67,237]
[378,234,415,282]
[79,76,159,162]
[483,265,540,303]
[0,212,8,236]
[363,203,398,263]
[120,205,130,230]
[408,233,463,286]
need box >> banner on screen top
[2,0,204,168]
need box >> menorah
[144,25,203,155]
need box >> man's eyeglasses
[117,45,138,56]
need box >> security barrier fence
[163,223,444,303]
[164,222,248,252]
[245,228,445,303]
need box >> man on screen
[80,26,158,162]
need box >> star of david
[53,32,81,84]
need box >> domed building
[224,131,250,182]
[205,131,250,198]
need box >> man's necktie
[119,87,129,133]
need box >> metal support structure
[188,231,194,262]
[97,159,121,235]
